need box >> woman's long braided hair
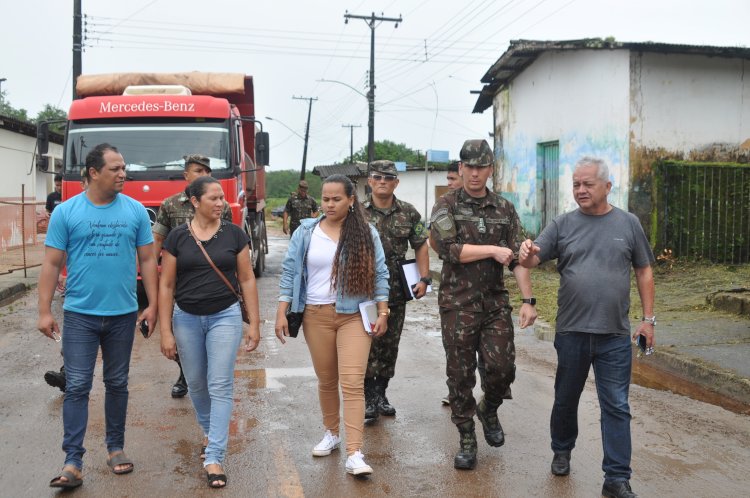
[326,175,376,298]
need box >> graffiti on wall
[497,130,629,235]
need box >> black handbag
[285,308,303,338]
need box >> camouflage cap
[183,154,211,172]
[370,160,397,175]
[459,139,493,167]
[298,180,309,189]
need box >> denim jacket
[279,217,390,313]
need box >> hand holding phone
[140,320,149,338]
[635,334,654,356]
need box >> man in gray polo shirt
[519,156,655,498]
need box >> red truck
[37,72,270,280]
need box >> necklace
[188,220,224,244]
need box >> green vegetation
[266,170,322,198]
[0,92,67,132]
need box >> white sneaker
[312,430,340,457]
[345,450,373,476]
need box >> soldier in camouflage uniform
[152,154,233,399]
[362,160,430,421]
[283,180,319,236]
[430,139,537,470]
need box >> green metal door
[537,141,559,230]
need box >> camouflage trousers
[440,306,516,426]
[366,303,406,379]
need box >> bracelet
[378,309,390,316]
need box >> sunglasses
[370,173,397,182]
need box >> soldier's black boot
[454,420,478,470]
[375,377,396,416]
[364,378,379,421]
[476,397,505,447]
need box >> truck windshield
[65,120,232,180]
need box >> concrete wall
[0,128,63,201]
[628,53,750,230]
[493,49,632,234]
[0,128,63,246]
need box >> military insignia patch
[434,215,455,236]
[414,221,426,236]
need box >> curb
[647,347,750,406]
[0,282,30,303]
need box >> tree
[0,92,67,131]
[35,104,68,133]
[266,170,322,198]
[0,90,30,122]
[348,140,422,165]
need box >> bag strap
[187,222,241,301]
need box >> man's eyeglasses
[370,173,397,182]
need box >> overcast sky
[3,0,748,171]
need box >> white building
[0,115,63,246]
[473,39,750,238]
[313,162,493,221]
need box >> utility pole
[73,0,83,100]
[293,96,317,181]
[344,11,402,167]
[341,124,361,163]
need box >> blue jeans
[62,310,137,470]
[551,331,632,482]
[172,302,243,466]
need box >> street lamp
[0,78,6,95]
[317,78,368,99]
[264,116,304,140]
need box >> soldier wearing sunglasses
[362,160,430,421]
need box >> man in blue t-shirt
[519,156,655,498]
[38,143,158,489]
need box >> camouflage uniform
[363,194,428,379]
[431,187,524,426]
[153,191,233,238]
[284,193,318,236]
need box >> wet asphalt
[1,235,749,497]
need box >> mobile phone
[140,320,149,338]
[636,334,647,352]
[635,334,653,356]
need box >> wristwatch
[419,276,432,286]
[521,297,537,305]
[641,316,657,326]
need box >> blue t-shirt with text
[46,192,153,315]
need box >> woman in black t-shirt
[158,176,260,489]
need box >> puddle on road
[235,367,316,390]
[632,360,750,415]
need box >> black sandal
[207,472,227,488]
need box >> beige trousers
[303,304,372,455]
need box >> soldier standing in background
[430,139,537,470]
[152,154,233,399]
[445,161,463,191]
[283,180,319,236]
[362,160,431,421]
